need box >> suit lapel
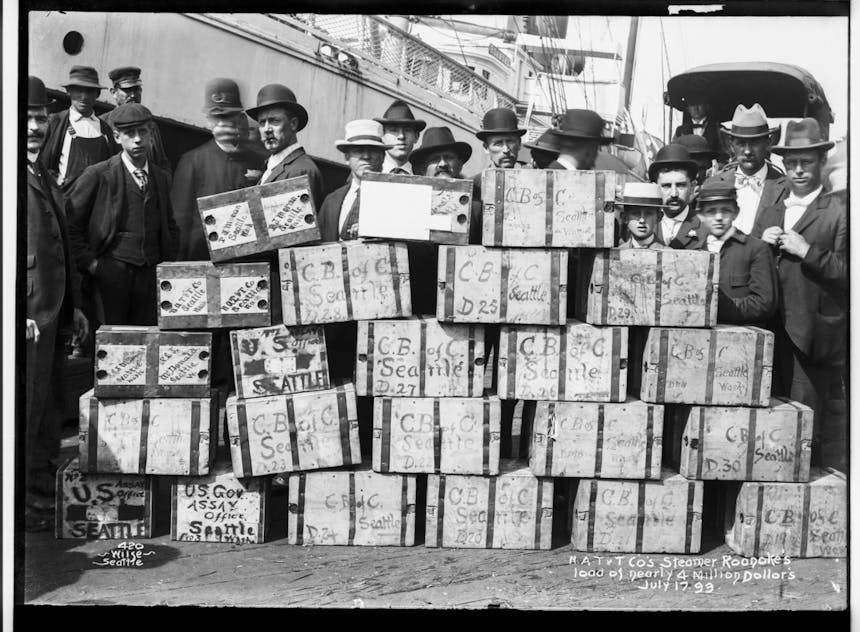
[263,148,305,184]
[790,192,827,235]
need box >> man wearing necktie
[24,76,90,531]
[66,103,179,326]
[751,119,846,469]
[710,103,789,237]
[375,100,426,176]
[672,92,725,161]
[648,144,706,250]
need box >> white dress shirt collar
[383,154,413,174]
[262,141,302,181]
[555,155,578,170]
[338,177,362,233]
[734,162,768,183]
[121,151,149,176]
[630,234,656,248]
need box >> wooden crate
[678,397,813,482]
[94,326,212,398]
[496,320,627,401]
[425,460,553,549]
[436,245,567,324]
[230,324,329,399]
[725,469,846,558]
[171,460,270,544]
[481,168,616,248]
[570,469,704,554]
[355,317,485,397]
[55,457,154,539]
[225,383,361,478]
[577,249,719,327]
[525,399,663,479]
[372,395,501,475]
[640,326,774,406]
[286,467,417,546]
[358,172,472,244]
[78,389,218,475]
[197,175,321,262]
[157,262,271,329]
[278,242,412,325]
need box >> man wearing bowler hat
[171,78,265,261]
[675,134,720,186]
[751,118,846,468]
[41,65,115,191]
[102,66,171,173]
[524,130,560,170]
[545,108,613,171]
[472,107,527,201]
[375,99,426,176]
[24,76,89,530]
[710,104,789,237]
[245,83,324,207]
[649,144,706,250]
[66,103,179,326]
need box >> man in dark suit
[471,108,526,202]
[171,78,264,261]
[751,119,846,468]
[375,100,426,176]
[545,108,613,171]
[524,130,560,169]
[24,76,89,530]
[672,92,725,161]
[649,144,706,250]
[710,104,789,237]
[695,179,777,327]
[66,103,179,326]
[41,66,115,192]
[245,83,324,208]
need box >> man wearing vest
[375,100,426,176]
[41,66,115,192]
[649,144,706,250]
[24,76,89,531]
[751,119,846,469]
[66,103,179,326]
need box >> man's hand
[87,259,98,276]
[71,308,89,345]
[26,318,40,342]
[779,230,811,259]
[760,226,784,246]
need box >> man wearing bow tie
[672,93,725,161]
[751,119,846,468]
[710,104,789,237]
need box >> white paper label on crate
[432,188,468,233]
[220,277,268,314]
[360,180,431,240]
[162,278,208,316]
[99,344,147,385]
[158,345,209,385]
[262,189,312,237]
[203,201,257,250]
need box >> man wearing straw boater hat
[245,83,324,207]
[41,65,115,191]
[614,182,669,249]
[648,143,706,250]
[375,99,426,176]
[751,118,845,468]
[545,108,613,171]
[471,107,527,201]
[24,76,89,531]
[710,103,789,237]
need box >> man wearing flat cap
[246,83,324,208]
[649,144,706,250]
[751,118,846,468]
[546,109,613,171]
[23,76,89,531]
[66,102,179,326]
[472,107,527,201]
[102,66,171,173]
[710,104,789,237]
[375,99,426,176]
[171,78,265,261]
[41,65,115,191]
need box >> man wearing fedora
[41,65,116,191]
[245,83,324,207]
[471,107,527,201]
[675,134,719,186]
[171,78,265,261]
[695,179,777,327]
[711,104,789,237]
[751,118,846,468]
[66,103,179,326]
[374,99,426,176]
[102,66,171,174]
[615,183,669,249]
[649,144,706,250]
[545,109,613,171]
[524,130,560,170]
[672,91,725,161]
[24,76,89,530]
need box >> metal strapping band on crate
[746,408,758,480]
[341,246,353,321]
[610,328,621,401]
[400,476,409,547]
[486,477,497,548]
[365,321,375,395]
[419,320,427,394]
[436,476,446,547]
[481,400,490,475]
[467,325,477,395]
[388,243,403,316]
[434,399,442,472]
[236,402,254,477]
[348,472,357,545]
[171,477,179,538]
[205,269,220,328]
[534,479,545,549]
[644,405,655,479]
[705,332,719,403]
[289,249,302,325]
[229,331,244,398]
[751,333,765,404]
[684,482,696,554]
[599,252,611,323]
[800,484,812,557]
[594,405,605,477]
[493,170,505,246]
[337,389,351,465]
[557,328,568,400]
[793,407,805,481]
[656,329,670,401]
[635,481,646,553]
[138,399,151,474]
[595,173,605,249]
[444,247,456,318]
[286,397,300,471]
[696,407,706,479]
[506,329,518,399]
[550,251,561,324]
[189,400,201,475]
[380,398,392,472]
[653,251,664,325]
[545,173,554,247]
[295,473,306,544]
[145,335,160,390]
[753,485,765,555]
[499,250,510,321]
[704,253,716,326]
[587,480,598,551]
[87,397,100,472]
[545,402,555,477]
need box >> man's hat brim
[648,159,699,182]
[115,79,143,89]
[374,117,427,132]
[615,200,666,209]
[476,128,527,141]
[246,101,309,131]
[771,140,834,155]
[205,105,246,117]
[63,80,105,90]
[547,128,614,145]
[719,124,779,139]
[335,139,393,151]
[410,141,473,167]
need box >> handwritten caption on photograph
[92,541,156,568]
[567,553,795,593]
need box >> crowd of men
[24,64,847,530]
